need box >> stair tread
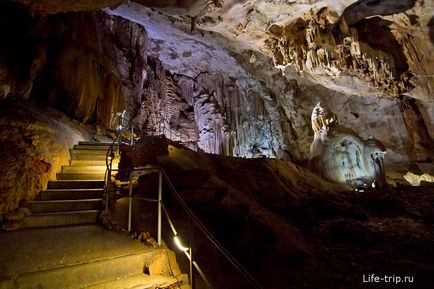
[29,199,103,204]
[71,155,108,160]
[83,274,182,289]
[28,209,101,216]
[48,180,105,184]
[58,172,106,174]
[0,225,155,279]
[70,149,109,153]
[43,188,104,192]
[49,180,105,182]
[62,166,107,171]
[79,141,114,145]
[74,145,116,150]
[56,172,106,180]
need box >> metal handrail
[105,164,263,289]
[102,115,261,289]
[104,111,135,215]
[159,168,263,289]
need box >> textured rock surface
[116,141,434,289]
[0,99,91,217]
[107,3,433,182]
[0,0,433,186]
[17,0,125,14]
[308,102,387,187]
[0,4,147,129]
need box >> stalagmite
[308,102,387,187]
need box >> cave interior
[0,0,433,289]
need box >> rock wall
[106,3,433,179]
[0,1,432,186]
[0,99,92,219]
[308,102,387,187]
[265,1,434,99]
[0,3,148,130]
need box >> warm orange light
[174,235,189,252]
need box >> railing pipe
[192,260,213,289]
[157,170,163,246]
[189,216,194,289]
[130,124,134,145]
[161,203,178,235]
[106,152,262,289]
[128,170,133,232]
[160,168,263,289]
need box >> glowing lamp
[174,234,189,252]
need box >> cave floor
[0,225,181,289]
[0,225,149,278]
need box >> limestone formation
[0,99,92,217]
[0,1,432,185]
[265,7,416,96]
[309,102,387,187]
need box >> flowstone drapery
[308,102,386,187]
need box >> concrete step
[0,225,158,289]
[56,172,105,180]
[79,141,114,146]
[74,144,117,151]
[38,189,104,200]
[70,159,108,166]
[62,165,107,173]
[70,149,108,156]
[71,154,107,160]
[29,199,103,213]
[48,180,104,189]
[83,274,187,289]
[22,210,100,228]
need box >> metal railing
[105,165,263,289]
[102,112,262,289]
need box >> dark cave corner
[0,1,434,289]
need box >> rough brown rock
[0,99,92,216]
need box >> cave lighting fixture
[174,234,189,252]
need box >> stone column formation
[308,102,387,187]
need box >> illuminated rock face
[0,99,91,216]
[309,102,386,187]
[0,1,433,184]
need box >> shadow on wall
[428,16,434,46]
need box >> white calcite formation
[1,1,433,185]
[308,102,386,187]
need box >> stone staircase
[0,225,187,289]
[23,141,113,228]
[0,141,189,289]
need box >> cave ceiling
[18,0,434,101]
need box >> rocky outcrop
[0,3,149,130]
[1,1,433,185]
[30,11,149,129]
[115,140,434,289]
[265,4,426,96]
[308,102,387,187]
[0,99,91,220]
[17,0,125,14]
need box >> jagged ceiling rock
[3,0,433,184]
[121,0,433,100]
[16,0,125,14]
[14,0,434,100]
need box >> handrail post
[189,217,194,289]
[105,160,112,215]
[128,170,133,232]
[130,124,134,145]
[157,170,163,246]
